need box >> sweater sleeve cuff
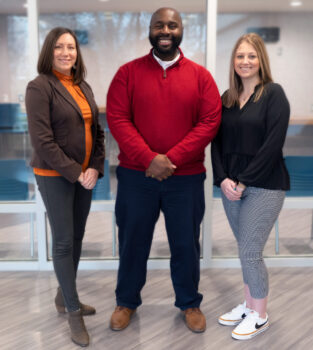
[214,175,227,187]
[236,175,247,185]
[89,159,105,178]
[141,151,159,169]
[165,151,181,167]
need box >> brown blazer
[26,73,105,183]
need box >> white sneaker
[231,311,269,340]
[218,302,251,326]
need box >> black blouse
[211,82,290,190]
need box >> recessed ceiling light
[290,1,302,6]
[23,3,28,8]
[99,0,110,2]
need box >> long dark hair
[37,27,86,84]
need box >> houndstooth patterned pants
[222,186,285,299]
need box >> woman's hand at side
[80,168,99,190]
[221,178,242,201]
[78,172,85,184]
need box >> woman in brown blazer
[26,27,104,347]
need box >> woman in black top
[212,33,290,340]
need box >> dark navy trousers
[115,166,205,310]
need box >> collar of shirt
[152,50,180,71]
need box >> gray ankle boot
[68,310,89,347]
[55,287,96,316]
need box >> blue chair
[0,159,32,200]
[92,160,111,200]
[285,156,313,197]
[0,159,35,256]
[91,159,117,255]
[275,156,313,251]
[213,185,222,198]
[0,103,20,130]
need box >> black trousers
[35,175,92,311]
[115,166,205,310]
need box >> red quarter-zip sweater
[106,49,222,175]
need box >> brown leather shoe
[183,308,206,333]
[68,310,89,347]
[110,306,136,331]
[55,287,96,316]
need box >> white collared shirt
[153,50,180,71]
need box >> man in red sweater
[107,7,221,333]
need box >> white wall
[216,12,313,118]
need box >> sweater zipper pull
[163,69,167,78]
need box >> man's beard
[149,33,182,57]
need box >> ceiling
[0,0,312,14]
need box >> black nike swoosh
[255,320,268,329]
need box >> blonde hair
[223,33,273,108]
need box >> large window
[0,0,36,261]
[0,2,33,201]
[1,0,312,267]
[37,0,208,261]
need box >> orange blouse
[34,70,93,177]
